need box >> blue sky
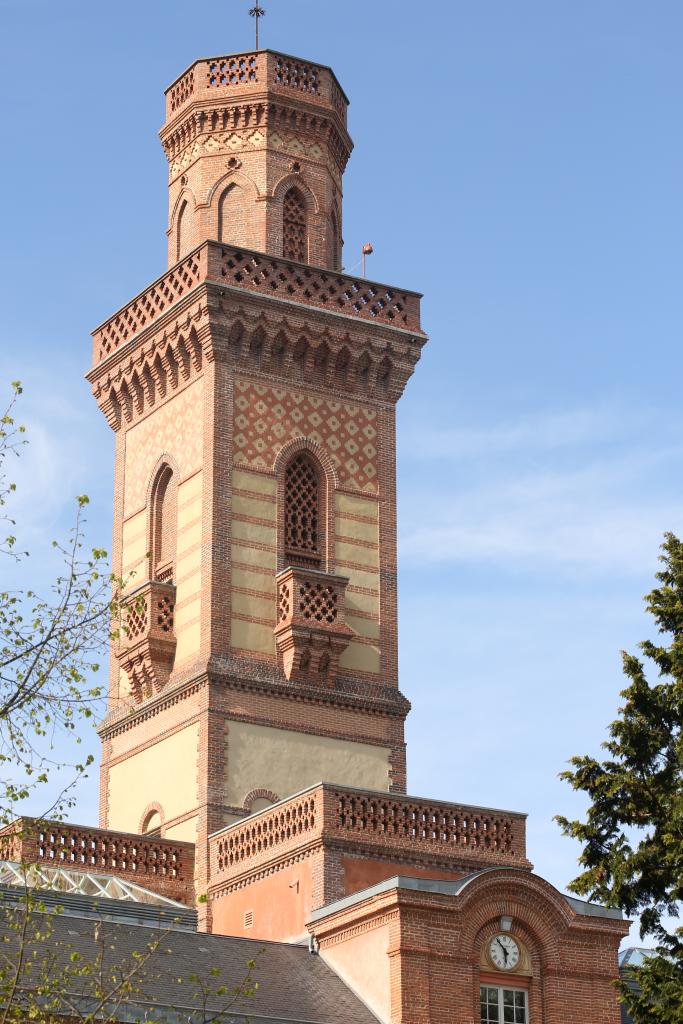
[2,0,683,943]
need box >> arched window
[141,809,162,837]
[330,209,340,271]
[151,465,177,583]
[218,182,246,247]
[284,453,321,568]
[283,187,307,262]
[176,199,191,262]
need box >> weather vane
[249,3,266,50]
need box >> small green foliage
[0,383,261,1021]
[558,532,683,1022]
[0,383,131,826]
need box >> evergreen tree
[558,532,683,1022]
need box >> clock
[489,933,520,971]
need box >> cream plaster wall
[233,469,277,496]
[108,723,199,835]
[335,492,378,518]
[232,519,276,546]
[231,543,277,570]
[233,494,276,521]
[224,721,391,807]
[335,493,381,674]
[231,619,274,655]
[231,468,277,657]
[121,510,147,584]
[339,641,381,674]
[232,566,271,592]
[164,816,198,844]
[175,472,203,663]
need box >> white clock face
[489,934,520,971]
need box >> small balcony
[118,579,176,702]
[274,567,353,685]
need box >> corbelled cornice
[87,241,427,430]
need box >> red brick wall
[312,870,629,1024]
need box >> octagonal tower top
[160,50,353,271]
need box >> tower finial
[249,3,266,50]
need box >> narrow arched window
[284,453,321,568]
[218,182,246,247]
[283,188,307,262]
[176,199,191,262]
[151,465,177,583]
[330,209,340,271]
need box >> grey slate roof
[0,881,198,932]
[0,902,379,1024]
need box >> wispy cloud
[399,403,683,577]
[402,404,624,461]
[0,371,109,590]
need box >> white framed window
[480,985,528,1024]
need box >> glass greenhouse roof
[0,860,187,908]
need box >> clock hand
[496,938,509,964]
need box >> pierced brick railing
[92,241,423,365]
[164,50,348,125]
[117,579,177,703]
[209,783,528,886]
[274,567,353,684]
[214,791,319,874]
[334,790,523,855]
[0,818,195,905]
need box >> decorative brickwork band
[91,241,423,366]
[0,818,194,906]
[217,247,420,331]
[118,580,177,702]
[274,567,353,684]
[335,793,518,855]
[164,51,347,126]
[215,792,317,872]
[208,783,530,891]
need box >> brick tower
[14,39,628,1021]
[88,47,426,907]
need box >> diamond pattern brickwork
[234,378,378,494]
[124,380,203,514]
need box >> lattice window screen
[284,454,320,567]
[283,188,307,262]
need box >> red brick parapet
[164,50,349,128]
[90,241,424,368]
[208,783,530,893]
[0,818,195,906]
